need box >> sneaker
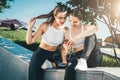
[41,60,52,69]
[75,58,87,71]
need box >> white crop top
[69,25,85,48]
[42,25,65,46]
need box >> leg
[75,34,99,70]
[87,44,102,67]
[81,34,102,67]
[81,34,96,59]
[64,57,78,80]
[28,47,53,80]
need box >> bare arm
[71,25,98,44]
[26,18,44,44]
[61,39,72,64]
[61,28,72,64]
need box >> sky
[0,0,111,40]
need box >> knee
[87,34,96,40]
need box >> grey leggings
[64,34,102,80]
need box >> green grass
[0,27,120,67]
[102,54,120,67]
[0,27,40,51]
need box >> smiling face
[69,14,81,27]
[54,11,67,26]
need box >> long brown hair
[34,3,68,24]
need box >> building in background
[0,19,36,31]
[104,34,120,48]
[0,19,28,30]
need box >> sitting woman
[59,8,102,80]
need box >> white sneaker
[41,60,52,69]
[75,58,87,71]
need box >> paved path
[100,48,120,59]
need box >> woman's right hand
[28,18,36,28]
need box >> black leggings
[28,47,54,80]
[64,34,102,80]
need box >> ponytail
[33,3,68,24]
[34,10,54,23]
[34,10,53,19]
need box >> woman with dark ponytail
[26,4,68,80]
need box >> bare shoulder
[38,22,49,30]
[34,22,49,34]
[84,24,98,30]
[38,22,49,28]
[64,26,70,32]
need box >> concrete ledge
[43,68,65,80]
[76,67,120,80]
[0,46,29,80]
[76,70,103,80]
[43,67,120,80]
[0,37,33,62]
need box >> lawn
[0,27,40,51]
[0,27,120,67]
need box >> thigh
[87,50,102,67]
[30,47,54,66]
[29,48,46,67]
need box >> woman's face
[54,11,67,26]
[69,14,81,27]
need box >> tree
[0,0,14,13]
[61,0,120,63]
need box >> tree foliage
[0,0,14,13]
[64,0,120,25]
